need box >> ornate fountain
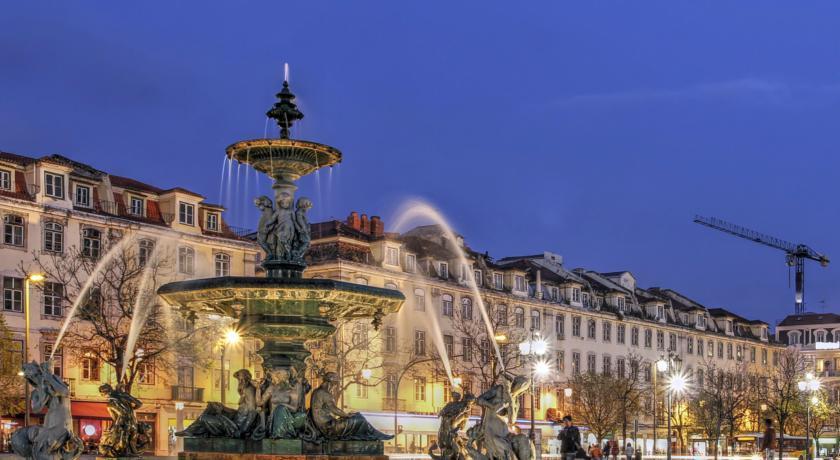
[157,77,404,459]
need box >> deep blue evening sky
[2,2,839,325]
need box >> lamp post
[797,373,821,460]
[665,371,688,460]
[23,273,44,428]
[519,332,549,445]
[654,358,667,456]
[656,354,683,460]
[220,328,240,405]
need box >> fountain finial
[267,79,304,139]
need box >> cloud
[554,78,840,108]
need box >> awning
[71,402,110,418]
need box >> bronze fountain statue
[157,75,404,458]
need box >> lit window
[206,213,219,231]
[43,282,63,317]
[178,202,195,225]
[81,228,101,258]
[3,277,23,312]
[3,214,24,247]
[414,377,426,401]
[74,185,91,207]
[44,172,64,199]
[129,196,144,216]
[178,246,195,274]
[137,361,155,385]
[215,253,230,277]
[81,356,100,381]
[0,170,10,191]
[43,221,63,253]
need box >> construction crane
[693,215,829,314]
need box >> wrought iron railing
[171,385,204,402]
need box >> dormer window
[0,170,10,191]
[514,275,526,292]
[405,254,416,273]
[178,202,195,225]
[129,196,144,216]
[550,286,560,301]
[44,172,64,199]
[385,247,399,266]
[656,305,664,319]
[697,315,706,328]
[571,287,581,303]
[438,262,449,279]
[473,270,483,287]
[761,328,767,340]
[493,273,504,290]
[74,185,91,208]
[617,297,627,311]
[788,332,800,345]
[206,213,219,232]
[726,320,733,333]
[582,292,590,307]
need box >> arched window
[215,253,230,277]
[178,246,195,274]
[384,282,398,290]
[514,307,525,328]
[43,221,63,253]
[138,239,154,266]
[354,277,368,286]
[496,305,508,325]
[3,214,25,247]
[441,294,454,317]
[413,288,425,311]
[531,309,541,331]
[461,297,473,320]
[81,228,101,258]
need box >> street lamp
[652,358,668,455]
[666,370,689,460]
[520,333,549,444]
[23,273,44,428]
[220,328,240,405]
[797,374,821,460]
[361,368,373,380]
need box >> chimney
[360,214,370,234]
[370,216,384,237]
[535,270,543,299]
[347,211,361,230]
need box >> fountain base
[181,438,386,458]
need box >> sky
[2,2,839,326]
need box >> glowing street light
[667,371,689,395]
[534,359,551,378]
[564,388,573,398]
[494,334,508,343]
[656,358,668,373]
[361,368,373,380]
[224,329,241,345]
[452,376,463,387]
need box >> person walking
[559,415,582,460]
[761,418,776,460]
[625,442,634,460]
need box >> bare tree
[688,361,750,460]
[567,370,625,445]
[0,313,24,416]
[790,391,835,455]
[22,234,209,394]
[761,348,809,460]
[616,354,646,446]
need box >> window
[587,354,597,373]
[414,377,426,401]
[461,297,473,320]
[617,297,626,311]
[81,228,101,258]
[617,324,625,344]
[81,356,100,381]
[572,316,581,337]
[355,383,368,399]
[206,213,219,231]
[581,292,590,307]
[42,344,62,377]
[43,221,63,253]
[138,239,154,266]
[43,282,63,317]
[441,294,454,317]
[644,363,652,383]
[480,340,491,364]
[762,348,768,365]
[474,270,482,287]
[572,352,581,374]
[495,304,508,325]
[414,330,426,356]
[3,215,24,246]
[137,361,155,385]
[571,287,581,303]
[737,345,744,361]
[631,327,639,346]
[697,339,704,356]
[178,246,195,274]
[656,305,664,319]
[405,254,416,273]
[493,273,504,290]
[550,286,560,301]
[179,202,195,225]
[815,331,826,342]
[514,307,525,328]
[708,340,714,357]
[74,185,91,207]
[556,351,565,373]
[129,196,144,216]
[644,329,652,348]
[351,324,369,347]
[556,314,565,340]
[385,375,398,399]
[697,315,706,328]
[717,342,724,359]
[386,247,399,265]
[462,337,473,361]
[602,355,612,376]
[656,331,665,350]
[514,275,526,291]
[443,335,454,358]
[530,309,541,331]
[44,172,64,198]
[669,333,677,351]
[603,322,612,342]
[616,357,626,378]
[587,319,596,339]
[727,343,733,360]
[438,262,449,279]
[687,336,694,354]
[3,277,23,312]
[384,327,396,353]
[414,288,425,311]
[0,170,10,190]
[215,253,230,277]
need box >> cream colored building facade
[0,151,260,455]
[304,212,786,454]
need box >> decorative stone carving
[177,369,264,439]
[309,372,392,441]
[11,361,83,460]
[429,390,475,460]
[97,383,151,457]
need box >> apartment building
[0,151,260,455]
[303,211,785,454]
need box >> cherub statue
[291,197,312,261]
[430,390,475,460]
[255,196,278,257]
[98,383,150,457]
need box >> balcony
[171,385,204,402]
[382,398,406,412]
[0,183,39,201]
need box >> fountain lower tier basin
[226,138,342,182]
[158,277,404,370]
[181,438,386,459]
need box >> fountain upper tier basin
[158,276,403,325]
[226,138,342,182]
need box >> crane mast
[693,215,829,314]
